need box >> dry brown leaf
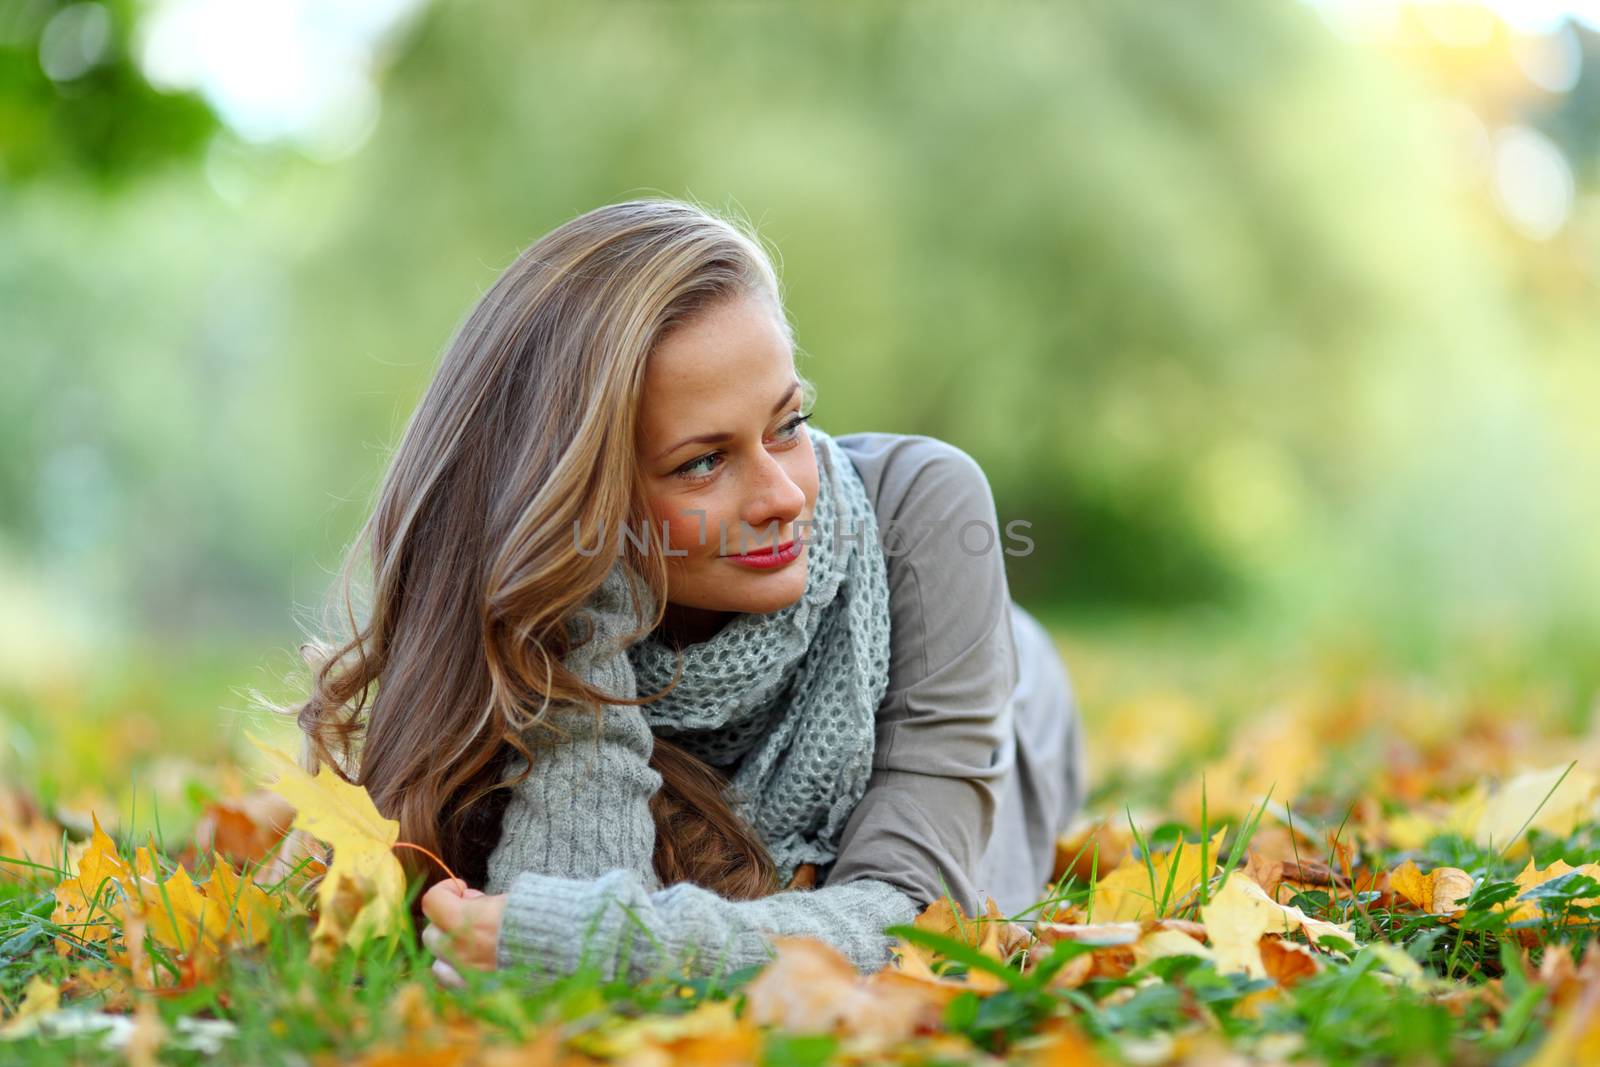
[1083,945,1137,982]
[1242,852,1286,899]
[1043,952,1097,991]
[890,894,1023,993]
[742,936,944,1045]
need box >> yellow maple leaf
[1133,927,1214,966]
[571,998,757,1060]
[1383,783,1485,851]
[1474,765,1598,854]
[0,976,61,1038]
[1199,876,1275,978]
[1500,858,1600,924]
[50,813,133,955]
[207,852,277,948]
[1091,827,1228,923]
[1200,873,1356,979]
[247,733,407,952]
[116,862,225,957]
[76,814,134,900]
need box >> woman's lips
[725,539,802,569]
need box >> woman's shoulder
[830,430,996,529]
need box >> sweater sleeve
[481,558,923,984]
[496,868,920,982]
[481,562,664,893]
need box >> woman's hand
[419,880,508,988]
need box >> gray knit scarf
[623,425,892,885]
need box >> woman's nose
[740,450,806,539]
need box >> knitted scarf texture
[621,425,892,884]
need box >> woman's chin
[728,564,807,614]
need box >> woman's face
[636,293,819,643]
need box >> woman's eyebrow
[655,380,801,461]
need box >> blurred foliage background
[2,0,1598,829]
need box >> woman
[288,197,1085,988]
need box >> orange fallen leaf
[186,790,296,869]
[1259,935,1320,985]
[1387,861,1475,917]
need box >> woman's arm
[496,866,919,982]
[483,695,664,894]
[823,435,1021,916]
[468,559,922,985]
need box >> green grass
[3,624,1599,1064]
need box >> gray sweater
[483,433,1081,985]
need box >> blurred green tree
[0,0,218,186]
[3,0,1595,663]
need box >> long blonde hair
[270,197,808,910]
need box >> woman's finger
[420,921,449,959]
[432,956,466,989]
[420,880,462,925]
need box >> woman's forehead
[640,302,797,443]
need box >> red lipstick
[725,539,802,569]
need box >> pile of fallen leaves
[5,668,1600,1064]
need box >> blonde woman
[286,198,1085,987]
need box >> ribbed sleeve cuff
[495,869,923,984]
[748,878,921,973]
[496,867,657,979]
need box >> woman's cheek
[652,502,714,558]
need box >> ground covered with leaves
[3,627,1600,1065]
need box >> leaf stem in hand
[392,841,463,890]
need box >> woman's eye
[677,452,720,479]
[673,411,812,482]
[777,410,814,439]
